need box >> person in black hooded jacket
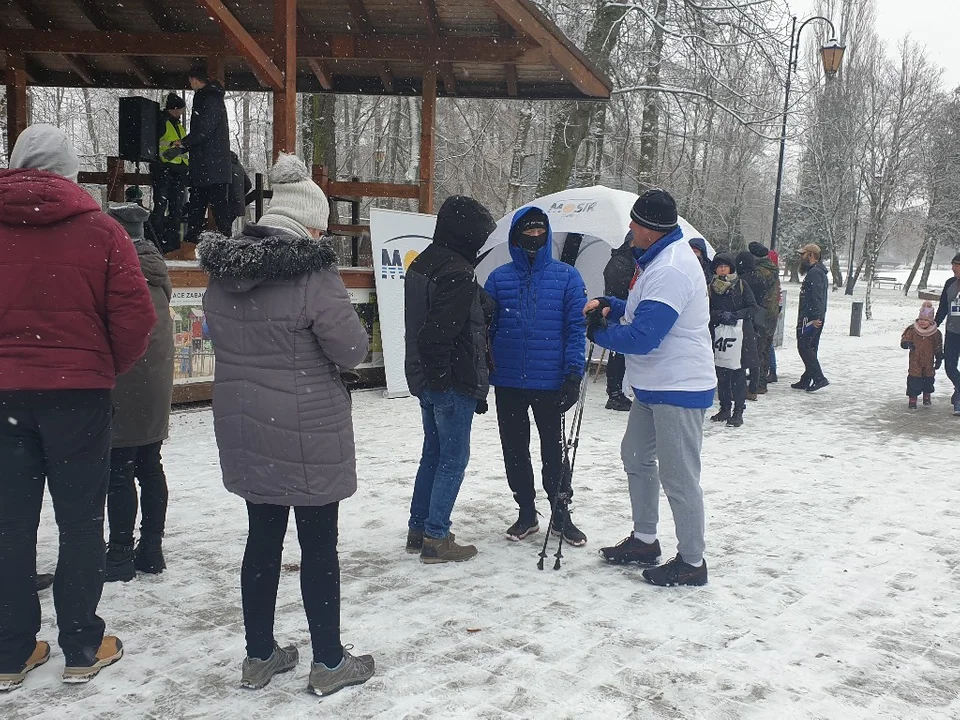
[179,64,233,242]
[736,251,768,400]
[708,253,759,427]
[688,237,712,285]
[602,234,636,411]
[404,196,497,564]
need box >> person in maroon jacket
[0,124,156,691]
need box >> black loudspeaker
[119,96,160,163]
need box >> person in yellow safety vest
[149,93,189,255]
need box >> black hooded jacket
[688,237,712,285]
[603,236,636,300]
[798,261,829,330]
[181,81,231,187]
[404,196,497,400]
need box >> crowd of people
[2,108,960,700]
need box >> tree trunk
[920,233,938,289]
[505,104,534,213]
[903,236,929,296]
[536,1,623,195]
[637,0,668,191]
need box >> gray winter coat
[199,224,369,507]
[109,209,174,448]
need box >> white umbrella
[476,185,713,301]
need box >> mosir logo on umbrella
[547,200,598,216]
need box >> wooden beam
[271,0,297,157]
[2,31,536,65]
[5,54,28,162]
[141,0,187,31]
[307,58,333,90]
[377,62,394,92]
[11,0,97,85]
[345,0,374,35]
[195,0,284,90]
[69,0,155,84]
[505,63,518,96]
[207,56,225,85]
[326,180,419,200]
[418,0,442,35]
[484,0,611,98]
[418,68,437,214]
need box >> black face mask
[516,233,548,255]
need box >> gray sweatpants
[620,401,706,564]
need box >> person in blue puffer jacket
[484,207,588,548]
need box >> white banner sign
[369,208,436,398]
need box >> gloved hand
[558,374,582,414]
[585,308,608,342]
[935,354,943,370]
[901,341,915,351]
[475,399,488,415]
[719,311,737,326]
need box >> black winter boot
[727,407,744,428]
[134,534,166,574]
[710,406,731,422]
[605,393,632,411]
[104,544,135,582]
[550,504,587,547]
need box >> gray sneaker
[241,643,299,689]
[308,647,375,696]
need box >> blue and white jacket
[484,207,587,391]
[592,226,716,409]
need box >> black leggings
[107,442,168,546]
[242,502,342,666]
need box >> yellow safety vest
[159,117,188,166]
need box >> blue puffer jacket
[484,207,587,391]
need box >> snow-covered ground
[8,284,960,720]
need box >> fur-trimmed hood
[198,223,338,292]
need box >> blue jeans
[769,345,777,375]
[409,389,477,539]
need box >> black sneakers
[727,408,744,428]
[599,534,661,565]
[605,394,632,411]
[642,555,708,587]
[550,508,587,547]
[790,379,811,390]
[807,378,830,392]
[104,544,135,583]
[505,515,540,542]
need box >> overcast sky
[797,0,960,88]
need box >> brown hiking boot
[62,636,123,684]
[0,641,50,691]
[420,534,477,564]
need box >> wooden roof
[0,0,612,100]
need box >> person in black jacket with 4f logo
[792,243,830,392]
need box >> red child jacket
[0,168,156,391]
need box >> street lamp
[769,16,847,251]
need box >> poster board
[369,208,436,398]
[170,288,214,384]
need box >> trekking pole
[538,342,595,570]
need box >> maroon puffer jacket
[0,168,156,390]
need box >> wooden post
[5,53,28,162]
[271,0,297,159]
[106,156,126,202]
[418,68,437,214]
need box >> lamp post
[769,17,846,251]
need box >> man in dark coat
[792,243,830,392]
[104,203,175,583]
[0,124,155,689]
[736,251,768,400]
[935,253,960,414]
[229,152,253,230]
[179,64,233,242]
[404,196,496,564]
[602,234,636,411]
[748,241,781,390]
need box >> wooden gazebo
[2,0,611,211]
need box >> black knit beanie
[165,93,186,110]
[748,241,769,258]
[511,208,548,241]
[952,253,960,264]
[630,189,678,232]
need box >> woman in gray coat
[103,203,175,583]
[199,154,374,697]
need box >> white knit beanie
[265,153,329,232]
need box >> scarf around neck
[711,273,738,295]
[913,321,938,337]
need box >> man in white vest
[584,189,715,587]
